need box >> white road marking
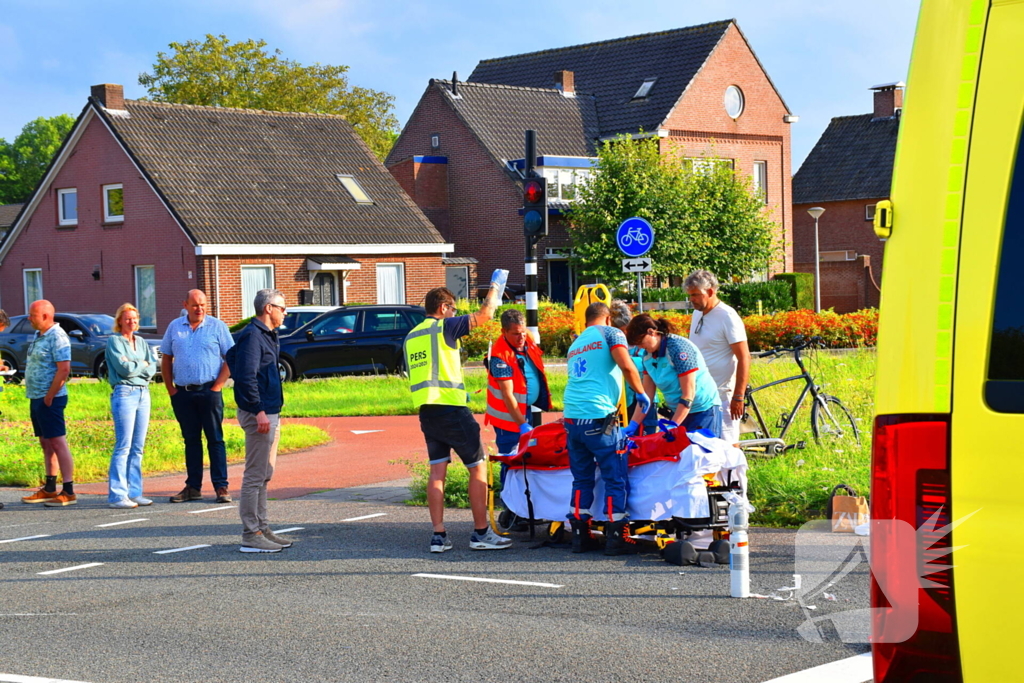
[350,430,384,435]
[413,573,562,588]
[153,544,211,555]
[36,563,104,576]
[341,513,387,522]
[274,527,304,534]
[0,673,95,683]
[0,535,51,544]
[759,653,872,683]
[95,518,148,528]
[187,506,237,514]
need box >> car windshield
[73,314,116,336]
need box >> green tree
[568,135,778,284]
[138,34,399,160]
[0,114,76,204]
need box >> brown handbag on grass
[826,484,869,533]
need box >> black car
[275,305,425,381]
[0,312,162,382]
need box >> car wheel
[94,357,108,381]
[279,358,295,382]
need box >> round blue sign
[616,217,655,257]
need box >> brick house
[791,84,902,312]
[0,203,22,246]
[387,20,795,304]
[0,84,452,330]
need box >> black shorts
[30,395,68,439]
[418,406,484,468]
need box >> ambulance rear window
[986,121,1024,413]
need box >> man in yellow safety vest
[405,270,511,554]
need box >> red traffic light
[524,179,544,204]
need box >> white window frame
[103,183,124,223]
[685,157,735,175]
[241,264,275,319]
[375,263,406,305]
[865,204,877,221]
[540,167,591,202]
[134,265,157,330]
[23,268,43,312]
[336,174,373,204]
[752,161,768,204]
[57,188,77,226]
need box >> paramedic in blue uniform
[563,302,649,555]
[624,313,722,437]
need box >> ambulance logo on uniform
[678,352,688,362]
[570,357,588,378]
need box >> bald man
[21,300,78,507]
[161,289,235,504]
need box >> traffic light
[522,173,548,238]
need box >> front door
[548,260,573,306]
[312,272,336,306]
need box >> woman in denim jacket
[106,303,157,509]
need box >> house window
[431,134,440,149]
[103,184,124,223]
[684,157,735,175]
[865,204,877,221]
[376,263,405,304]
[724,85,745,119]
[241,265,274,319]
[23,268,43,312]
[541,167,592,201]
[446,266,469,299]
[134,265,156,330]
[752,161,768,204]
[632,78,657,100]
[336,174,373,204]
[57,188,77,226]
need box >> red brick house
[0,203,22,247]
[791,83,902,313]
[387,20,795,304]
[0,84,451,330]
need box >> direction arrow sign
[622,258,652,273]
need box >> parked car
[0,312,162,382]
[276,305,425,381]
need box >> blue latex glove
[635,392,652,416]
[519,422,532,436]
[663,420,679,429]
[621,420,641,438]
[490,269,509,302]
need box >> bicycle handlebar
[755,335,825,358]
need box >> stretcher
[491,420,748,556]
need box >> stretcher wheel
[708,539,730,565]
[662,540,698,566]
[548,522,568,543]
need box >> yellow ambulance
[872,0,1024,681]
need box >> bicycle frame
[743,346,823,442]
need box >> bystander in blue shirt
[160,315,234,385]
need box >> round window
[724,85,744,119]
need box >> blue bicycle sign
[616,217,655,257]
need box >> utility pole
[522,130,547,428]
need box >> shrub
[229,316,253,332]
[743,308,878,350]
[718,281,793,315]
[772,272,815,311]
[462,305,575,359]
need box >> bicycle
[739,335,861,456]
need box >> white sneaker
[109,499,139,509]
[131,496,153,506]
[469,528,512,550]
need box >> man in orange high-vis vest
[486,309,551,458]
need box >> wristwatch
[679,397,693,408]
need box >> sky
[0,0,921,170]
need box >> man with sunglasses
[405,271,512,554]
[685,270,750,445]
[226,289,290,553]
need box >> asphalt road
[0,487,870,683]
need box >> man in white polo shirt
[685,270,751,445]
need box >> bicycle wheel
[811,394,860,446]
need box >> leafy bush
[773,272,815,310]
[462,305,575,359]
[742,309,878,350]
[718,281,793,315]
[229,315,253,332]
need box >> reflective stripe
[486,405,517,422]
[487,384,527,403]
[406,318,465,408]
[410,379,465,393]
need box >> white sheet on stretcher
[499,431,748,523]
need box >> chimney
[451,71,459,97]
[91,83,125,110]
[554,70,575,96]
[870,82,904,119]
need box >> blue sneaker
[469,528,512,550]
[430,533,453,553]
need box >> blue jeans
[109,385,151,503]
[170,387,228,490]
[565,418,628,520]
[683,404,723,438]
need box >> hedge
[773,272,815,311]
[718,281,793,315]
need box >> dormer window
[632,78,657,100]
[336,174,373,204]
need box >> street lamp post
[807,207,825,312]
